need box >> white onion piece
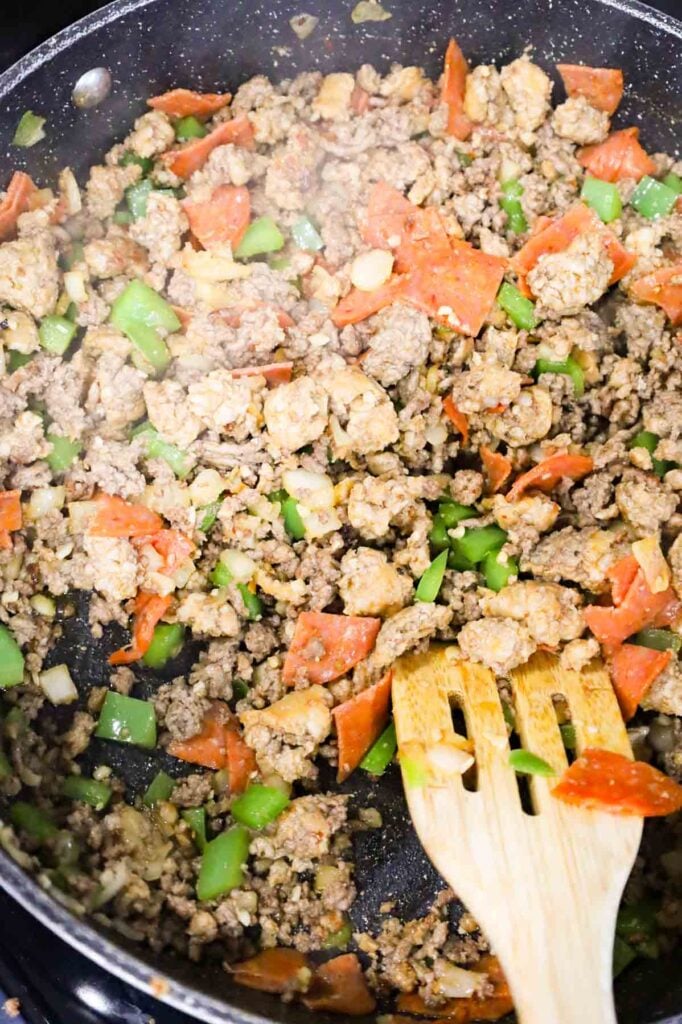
[219,549,256,583]
[282,469,335,510]
[40,664,78,705]
[63,270,88,304]
[28,487,65,520]
[290,13,319,38]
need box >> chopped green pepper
[400,754,429,789]
[630,176,678,220]
[126,178,154,220]
[0,626,24,689]
[457,151,473,167]
[12,111,46,148]
[142,623,186,669]
[535,356,585,397]
[199,500,223,532]
[323,918,353,949]
[231,784,290,829]
[508,749,556,777]
[181,807,207,850]
[447,548,476,572]
[580,176,622,224]
[415,550,448,603]
[360,721,397,776]
[61,775,112,811]
[10,801,57,841]
[559,723,577,750]
[628,430,672,478]
[453,525,507,565]
[62,241,85,271]
[482,549,518,591]
[174,116,207,141]
[0,748,11,780]
[234,217,285,259]
[237,583,262,621]
[95,691,157,749]
[613,936,637,977]
[110,279,180,372]
[428,514,450,552]
[500,180,528,234]
[132,422,191,478]
[39,316,78,356]
[196,825,250,901]
[210,560,233,588]
[113,209,134,226]
[120,151,154,175]
[143,770,175,807]
[616,901,659,958]
[662,172,682,196]
[269,489,306,541]
[291,216,324,251]
[497,282,537,331]
[46,433,82,474]
[438,501,477,528]
[502,701,516,731]
[233,678,249,700]
[631,628,682,653]
[7,351,33,372]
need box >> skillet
[0,0,681,1020]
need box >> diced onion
[180,244,251,282]
[39,664,78,705]
[188,468,224,506]
[298,506,342,540]
[315,864,341,892]
[428,741,475,775]
[282,469,335,510]
[28,486,66,520]
[290,13,319,39]
[219,549,256,584]
[351,0,392,21]
[30,594,56,618]
[632,536,670,594]
[68,500,98,534]
[59,168,82,215]
[2,312,40,354]
[350,249,394,292]
[63,270,88,304]
[425,422,449,446]
[433,964,486,999]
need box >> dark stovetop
[1,0,681,1022]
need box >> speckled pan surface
[0,0,681,1022]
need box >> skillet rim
[0,0,681,1021]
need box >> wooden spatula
[392,648,643,1024]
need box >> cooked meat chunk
[362,304,432,387]
[480,581,583,648]
[527,233,613,318]
[500,57,553,131]
[458,618,536,676]
[615,471,678,537]
[551,97,609,145]
[0,232,59,319]
[263,376,328,451]
[338,547,413,617]
[240,686,333,782]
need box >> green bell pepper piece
[453,525,507,565]
[415,550,448,603]
[10,801,57,841]
[438,501,477,528]
[559,723,577,750]
[662,172,682,195]
[237,583,262,622]
[508,749,556,777]
[199,500,223,532]
[174,116,207,141]
[46,433,82,474]
[360,721,397,776]
[482,548,518,591]
[613,936,637,977]
[428,514,450,552]
[182,807,207,851]
[95,691,157,749]
[113,209,134,226]
[631,628,681,653]
[210,560,233,588]
[630,175,678,220]
[500,180,528,234]
[132,422,191,478]
[535,355,585,397]
[39,316,77,356]
[143,770,175,806]
[616,901,659,956]
[628,430,672,478]
[196,825,250,901]
[234,217,284,259]
[323,918,352,949]
[581,176,622,224]
[497,282,537,331]
[61,775,112,811]
[447,548,476,571]
[110,280,180,372]
[142,623,185,669]
[233,678,249,700]
[231,784,290,829]
[12,111,46,148]
[0,626,24,688]
[291,216,324,251]
[119,151,154,175]
[269,489,306,540]
[126,179,153,220]
[7,351,33,372]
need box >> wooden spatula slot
[449,695,478,792]
[393,647,643,1024]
